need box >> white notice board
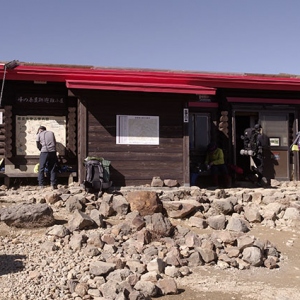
[16,115,66,155]
[116,115,159,145]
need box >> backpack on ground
[240,127,259,156]
[82,157,112,195]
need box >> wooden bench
[2,172,77,187]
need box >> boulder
[163,200,201,218]
[0,203,55,228]
[127,191,163,216]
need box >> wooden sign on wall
[16,96,64,104]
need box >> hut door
[189,112,211,169]
[260,112,290,180]
[189,113,210,152]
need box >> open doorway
[235,110,293,182]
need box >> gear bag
[82,157,112,194]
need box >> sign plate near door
[270,137,280,146]
[183,108,189,123]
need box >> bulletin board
[116,115,159,145]
[16,115,66,156]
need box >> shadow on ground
[0,254,26,275]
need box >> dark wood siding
[82,90,188,186]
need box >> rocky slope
[0,180,300,299]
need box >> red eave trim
[66,80,216,95]
[188,102,218,108]
[227,97,300,104]
[2,65,300,92]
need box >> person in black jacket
[251,124,266,185]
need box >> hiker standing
[36,126,58,189]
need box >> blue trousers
[38,152,57,186]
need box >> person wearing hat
[205,142,230,187]
[36,126,58,189]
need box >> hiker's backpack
[240,127,259,156]
[82,157,112,195]
[83,159,104,193]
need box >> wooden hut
[1,61,300,187]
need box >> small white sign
[183,108,189,123]
[270,137,280,146]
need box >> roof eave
[1,64,300,93]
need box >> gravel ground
[1,184,300,299]
[163,224,300,300]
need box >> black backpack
[82,157,112,196]
[240,127,259,156]
[83,159,104,193]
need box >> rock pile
[0,179,299,299]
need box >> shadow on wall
[56,142,76,165]
[109,165,126,187]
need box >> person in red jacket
[205,142,230,187]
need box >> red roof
[1,62,300,94]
